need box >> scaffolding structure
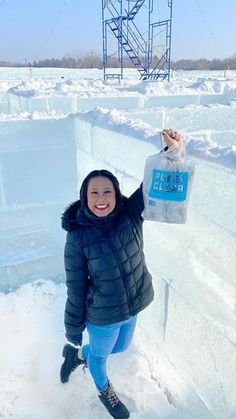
[102,0,173,81]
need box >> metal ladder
[102,0,173,81]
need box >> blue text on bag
[149,169,189,201]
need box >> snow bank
[6,75,236,98]
[1,71,236,115]
[0,279,180,419]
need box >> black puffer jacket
[62,185,154,344]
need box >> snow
[0,279,180,419]
[0,68,236,419]
[2,68,236,98]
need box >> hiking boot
[98,381,130,419]
[60,344,85,383]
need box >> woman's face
[87,176,116,217]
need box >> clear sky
[0,0,235,63]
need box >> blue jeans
[82,315,137,391]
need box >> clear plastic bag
[142,139,195,224]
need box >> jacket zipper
[106,235,132,315]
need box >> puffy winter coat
[61,185,154,345]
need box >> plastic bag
[142,138,195,224]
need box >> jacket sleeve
[64,231,89,345]
[125,183,144,222]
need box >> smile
[95,204,109,211]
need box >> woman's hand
[162,129,183,152]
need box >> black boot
[98,381,130,419]
[60,344,85,383]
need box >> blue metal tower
[102,0,173,81]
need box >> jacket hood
[61,200,81,232]
[61,198,124,232]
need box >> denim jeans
[82,315,137,391]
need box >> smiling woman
[59,132,183,418]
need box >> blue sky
[0,0,235,63]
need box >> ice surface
[0,91,9,113]
[0,117,77,291]
[126,106,236,146]
[0,68,236,419]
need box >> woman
[60,129,182,419]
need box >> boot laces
[103,383,119,408]
[72,363,79,372]
[72,356,84,372]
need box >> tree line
[1,51,236,70]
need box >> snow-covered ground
[1,279,182,419]
[0,68,236,419]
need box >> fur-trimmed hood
[61,198,124,232]
[61,200,81,232]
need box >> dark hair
[79,170,122,208]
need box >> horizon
[0,0,235,63]
[1,53,235,66]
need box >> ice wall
[126,104,236,146]
[3,87,236,114]
[0,117,77,290]
[0,91,9,113]
[73,115,236,419]
[1,111,236,419]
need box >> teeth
[96,205,108,209]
